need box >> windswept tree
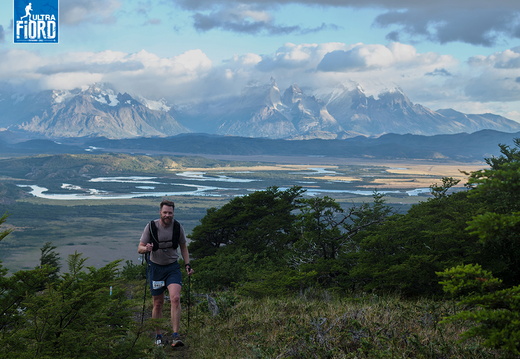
[189,186,305,260]
[189,186,305,291]
[39,241,61,282]
[292,192,392,263]
[0,212,13,243]
[464,138,520,285]
[351,187,484,296]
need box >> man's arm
[179,241,194,275]
[138,241,153,254]
[138,223,153,254]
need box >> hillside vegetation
[0,139,519,358]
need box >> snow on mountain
[0,81,519,140]
[0,83,187,139]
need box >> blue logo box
[14,0,59,43]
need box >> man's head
[159,200,175,226]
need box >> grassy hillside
[145,289,502,358]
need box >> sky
[1,0,520,121]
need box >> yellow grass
[177,158,486,189]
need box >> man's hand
[185,263,194,276]
[138,242,153,254]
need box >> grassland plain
[0,153,485,272]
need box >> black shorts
[147,261,182,296]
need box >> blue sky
[1,0,520,121]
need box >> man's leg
[167,283,182,333]
[152,293,165,334]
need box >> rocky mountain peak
[1,80,519,140]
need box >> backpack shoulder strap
[149,219,180,251]
[149,220,160,251]
[172,219,180,250]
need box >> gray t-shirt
[140,219,187,265]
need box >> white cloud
[170,0,520,46]
[1,40,519,119]
[316,42,452,72]
[60,0,122,25]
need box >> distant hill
[0,130,508,161]
[1,81,519,140]
[80,130,518,161]
[2,128,519,163]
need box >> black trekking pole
[141,253,149,326]
[186,274,191,336]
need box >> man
[138,200,194,347]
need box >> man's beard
[161,216,173,225]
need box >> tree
[0,212,13,243]
[465,138,520,285]
[189,186,305,260]
[429,176,460,199]
[292,196,345,262]
[39,241,61,281]
[438,264,520,357]
[351,191,484,296]
[292,192,392,263]
[1,252,148,358]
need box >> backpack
[149,219,180,251]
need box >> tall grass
[147,290,503,358]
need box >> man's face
[160,205,174,225]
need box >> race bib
[152,281,165,290]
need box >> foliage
[39,241,61,281]
[236,269,319,297]
[292,196,346,261]
[120,258,147,281]
[464,138,520,285]
[189,247,257,291]
[0,212,13,242]
[351,190,484,296]
[292,193,392,263]
[189,186,305,260]
[466,211,520,284]
[429,176,460,199]
[438,265,520,357]
[0,240,152,358]
[190,188,393,295]
[437,263,503,298]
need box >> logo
[14,0,59,43]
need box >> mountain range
[1,130,519,162]
[1,81,519,140]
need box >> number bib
[152,281,165,290]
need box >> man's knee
[170,294,181,307]
[153,296,164,309]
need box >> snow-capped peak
[137,96,171,112]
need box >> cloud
[464,48,520,102]
[0,25,4,43]
[257,42,344,71]
[168,0,520,46]
[316,42,437,72]
[191,4,336,35]
[1,40,519,119]
[60,0,122,25]
[426,68,452,77]
[468,47,520,69]
[375,7,520,47]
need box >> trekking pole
[186,274,191,336]
[141,253,149,326]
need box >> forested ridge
[0,140,519,358]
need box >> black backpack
[149,219,180,251]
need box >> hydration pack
[149,219,180,251]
